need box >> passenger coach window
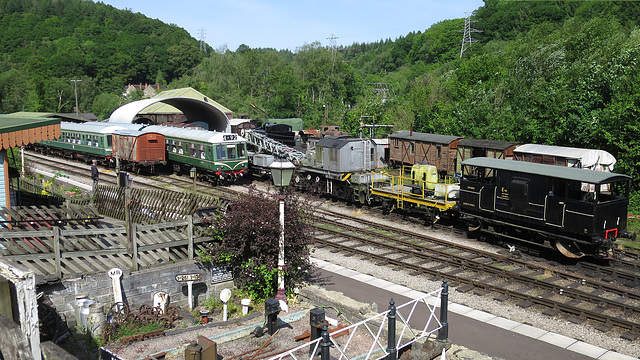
[216,145,226,159]
[190,143,197,158]
[199,145,206,159]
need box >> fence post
[386,299,397,360]
[53,226,61,278]
[437,278,449,343]
[131,224,138,272]
[320,322,330,360]
[125,188,132,255]
[188,215,194,260]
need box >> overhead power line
[460,11,481,59]
[199,28,207,53]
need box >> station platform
[310,258,635,360]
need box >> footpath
[309,258,636,360]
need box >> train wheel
[468,217,482,232]
[554,239,585,258]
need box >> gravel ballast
[310,201,640,358]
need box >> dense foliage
[197,187,314,300]
[4,0,640,197]
[0,0,201,117]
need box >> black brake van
[459,157,635,259]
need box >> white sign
[175,273,202,282]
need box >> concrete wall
[39,261,234,327]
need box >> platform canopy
[0,117,60,150]
[108,98,231,132]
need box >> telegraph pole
[70,79,81,117]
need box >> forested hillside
[0,0,202,116]
[2,0,640,197]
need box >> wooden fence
[0,216,215,277]
[2,179,231,277]
[94,185,228,224]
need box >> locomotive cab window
[227,145,237,159]
[237,144,246,158]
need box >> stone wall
[39,261,234,327]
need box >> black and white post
[269,158,295,311]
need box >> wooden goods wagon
[112,130,166,171]
[455,138,521,175]
[389,130,462,176]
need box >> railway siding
[311,209,640,337]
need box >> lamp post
[190,167,196,192]
[70,79,81,117]
[269,158,295,308]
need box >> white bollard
[241,298,251,316]
[153,292,169,313]
[220,288,232,322]
[187,281,194,311]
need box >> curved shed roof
[108,98,230,132]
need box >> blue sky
[99,0,486,52]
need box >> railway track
[23,151,640,338]
[25,151,242,200]
[311,208,640,337]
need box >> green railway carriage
[141,125,248,185]
[35,122,145,165]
